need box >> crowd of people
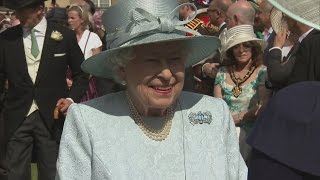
[0,0,319,179]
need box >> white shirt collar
[298,28,314,43]
[23,17,47,35]
[219,22,226,31]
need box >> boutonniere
[50,30,63,41]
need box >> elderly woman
[55,0,247,179]
[214,25,271,162]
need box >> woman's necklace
[230,65,256,98]
[126,92,175,141]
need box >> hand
[56,98,73,115]
[232,112,244,125]
[66,78,73,89]
[273,30,287,48]
[202,63,220,78]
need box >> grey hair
[108,48,136,84]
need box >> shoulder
[257,65,267,72]
[185,18,204,30]
[80,91,125,112]
[0,25,22,40]
[179,91,228,113]
[87,31,102,45]
[218,66,227,73]
[301,30,320,47]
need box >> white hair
[108,48,136,84]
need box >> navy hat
[247,81,320,176]
[4,0,47,10]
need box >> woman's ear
[118,66,126,80]
[118,67,127,85]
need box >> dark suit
[263,30,276,64]
[266,43,299,91]
[288,29,320,84]
[0,21,88,180]
[247,81,320,178]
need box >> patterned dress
[214,66,267,132]
[215,65,267,161]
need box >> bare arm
[213,84,223,98]
[91,46,102,56]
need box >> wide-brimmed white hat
[219,25,264,58]
[268,0,320,30]
[270,7,288,34]
[81,0,221,79]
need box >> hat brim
[81,33,220,79]
[268,0,320,31]
[270,8,288,34]
[221,38,265,60]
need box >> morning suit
[263,30,276,64]
[266,41,299,91]
[0,19,88,180]
[56,91,247,180]
[287,29,320,84]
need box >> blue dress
[56,91,247,180]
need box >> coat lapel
[35,23,54,85]
[12,26,34,86]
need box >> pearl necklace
[126,92,175,141]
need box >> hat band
[106,3,202,49]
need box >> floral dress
[214,66,267,132]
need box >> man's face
[257,1,271,28]
[226,9,236,29]
[15,6,43,28]
[207,3,221,26]
[283,14,297,34]
[179,5,190,20]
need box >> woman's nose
[159,61,173,81]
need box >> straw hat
[269,7,288,34]
[268,0,320,30]
[81,0,221,79]
[220,25,264,58]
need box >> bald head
[226,0,255,28]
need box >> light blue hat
[81,0,221,78]
[268,0,320,31]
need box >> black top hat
[4,0,47,10]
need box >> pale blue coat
[55,91,247,180]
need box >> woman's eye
[169,57,182,62]
[144,59,159,63]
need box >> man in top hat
[0,0,89,179]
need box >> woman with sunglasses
[214,25,271,162]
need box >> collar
[23,17,47,35]
[219,22,226,31]
[268,27,273,34]
[298,28,314,43]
